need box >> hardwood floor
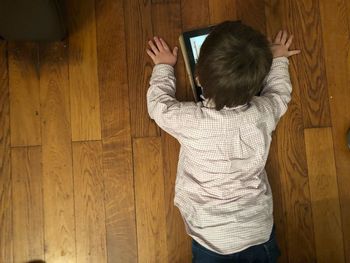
[0,0,349,262]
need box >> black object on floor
[0,0,66,41]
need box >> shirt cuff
[272,57,289,66]
[153,63,175,75]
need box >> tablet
[179,26,215,101]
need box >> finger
[173,46,178,57]
[160,38,170,51]
[146,48,156,60]
[148,40,159,54]
[288,50,301,57]
[275,30,282,43]
[154,36,164,51]
[285,34,293,48]
[281,30,288,45]
[267,36,272,44]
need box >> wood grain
[304,127,345,263]
[319,0,350,261]
[101,137,137,263]
[181,0,210,31]
[95,0,138,262]
[12,146,44,262]
[265,133,289,263]
[282,0,331,128]
[8,42,41,146]
[0,41,12,263]
[237,0,266,33]
[209,0,237,24]
[67,0,101,141]
[152,0,189,101]
[39,42,76,263]
[265,1,317,261]
[133,137,168,262]
[264,0,283,40]
[152,0,178,3]
[72,141,107,263]
[276,89,316,262]
[124,0,159,138]
[151,2,191,261]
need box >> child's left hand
[146,37,178,66]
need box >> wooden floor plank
[39,42,76,263]
[67,0,102,141]
[237,0,266,33]
[8,42,41,146]
[181,0,210,31]
[319,0,350,260]
[282,0,331,128]
[304,127,345,263]
[101,137,137,263]
[264,0,283,44]
[265,1,317,261]
[0,41,12,263]
[124,0,159,138]
[265,134,289,263]
[12,146,44,262]
[208,0,237,24]
[152,0,189,101]
[133,137,168,263]
[95,0,138,262]
[276,77,316,262]
[72,141,107,263]
[151,2,192,262]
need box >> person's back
[146,21,300,262]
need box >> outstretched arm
[261,30,301,121]
[146,37,184,139]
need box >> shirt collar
[200,95,248,110]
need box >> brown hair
[196,21,272,110]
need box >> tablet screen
[189,34,209,63]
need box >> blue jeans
[192,228,280,263]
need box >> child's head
[196,21,272,110]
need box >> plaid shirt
[147,57,291,254]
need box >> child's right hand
[269,30,301,58]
